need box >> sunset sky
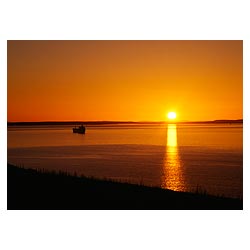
[7,40,242,122]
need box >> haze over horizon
[8,40,242,122]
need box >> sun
[167,112,177,120]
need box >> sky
[7,40,243,122]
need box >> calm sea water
[7,123,243,198]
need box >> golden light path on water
[162,124,186,191]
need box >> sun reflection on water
[162,124,185,191]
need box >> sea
[7,123,243,199]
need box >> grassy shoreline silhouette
[7,163,242,210]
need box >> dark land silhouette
[7,119,243,127]
[8,163,243,210]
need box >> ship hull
[73,127,85,134]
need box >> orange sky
[7,40,243,122]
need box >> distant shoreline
[7,119,243,126]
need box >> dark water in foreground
[7,123,243,198]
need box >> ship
[72,125,86,134]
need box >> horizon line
[7,119,243,124]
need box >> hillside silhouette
[8,164,242,210]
